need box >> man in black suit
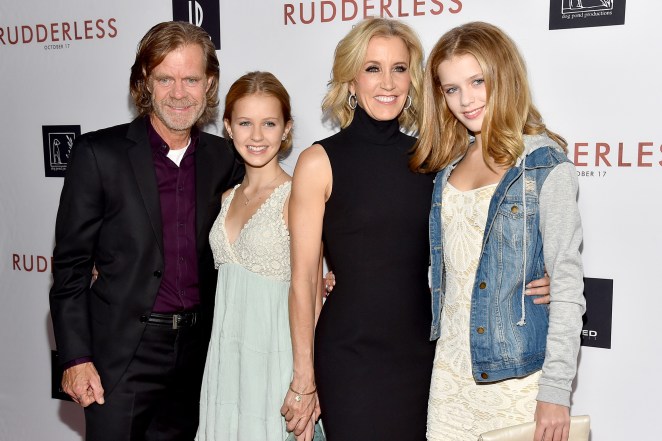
[49,21,242,440]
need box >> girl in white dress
[411,22,585,441]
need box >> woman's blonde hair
[322,18,424,132]
[411,21,566,173]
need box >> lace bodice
[209,181,291,282]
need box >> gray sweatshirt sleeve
[536,161,586,407]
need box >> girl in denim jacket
[410,22,585,441]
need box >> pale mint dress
[197,182,292,441]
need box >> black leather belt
[143,311,198,329]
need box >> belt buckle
[172,314,179,330]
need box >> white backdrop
[1,1,659,440]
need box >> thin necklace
[241,171,284,206]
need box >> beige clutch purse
[478,415,590,441]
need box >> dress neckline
[446,181,498,194]
[224,181,290,246]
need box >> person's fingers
[526,285,550,295]
[292,414,309,437]
[78,391,96,408]
[89,377,105,404]
[285,413,299,431]
[532,294,551,305]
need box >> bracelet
[289,384,316,402]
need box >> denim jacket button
[477,327,485,334]
[479,281,487,289]
[481,372,489,380]
[511,205,519,214]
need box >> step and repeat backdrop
[1,0,658,439]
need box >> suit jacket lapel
[126,118,164,253]
[195,135,213,257]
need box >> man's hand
[62,362,105,407]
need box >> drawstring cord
[517,154,527,327]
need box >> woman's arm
[281,145,331,439]
[315,245,325,324]
[534,161,586,441]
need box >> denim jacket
[429,134,585,406]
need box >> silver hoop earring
[403,95,412,111]
[348,94,357,110]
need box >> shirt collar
[145,116,200,157]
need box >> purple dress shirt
[147,118,200,313]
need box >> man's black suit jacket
[49,117,242,395]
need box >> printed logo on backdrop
[549,0,626,30]
[283,0,463,25]
[51,351,74,401]
[581,277,613,349]
[0,19,117,51]
[172,0,221,49]
[42,125,80,177]
[12,253,52,273]
[571,140,662,179]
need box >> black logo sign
[42,125,80,178]
[172,0,221,49]
[51,350,74,401]
[549,0,626,30]
[580,277,613,349]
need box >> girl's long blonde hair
[411,22,566,173]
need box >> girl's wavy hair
[223,71,294,155]
[411,21,566,173]
[322,18,424,133]
[129,21,220,126]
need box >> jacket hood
[516,133,563,166]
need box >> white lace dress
[427,183,541,441]
[197,182,292,441]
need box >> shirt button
[511,205,519,214]
[153,270,162,278]
[179,257,185,262]
[481,373,489,380]
[479,281,487,289]
[178,185,184,191]
[477,327,485,334]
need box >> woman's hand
[534,401,570,441]
[323,271,335,296]
[526,271,551,305]
[281,385,319,437]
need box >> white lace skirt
[427,183,541,440]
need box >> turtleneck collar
[346,105,403,145]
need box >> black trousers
[84,322,207,441]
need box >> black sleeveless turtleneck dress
[314,106,435,440]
